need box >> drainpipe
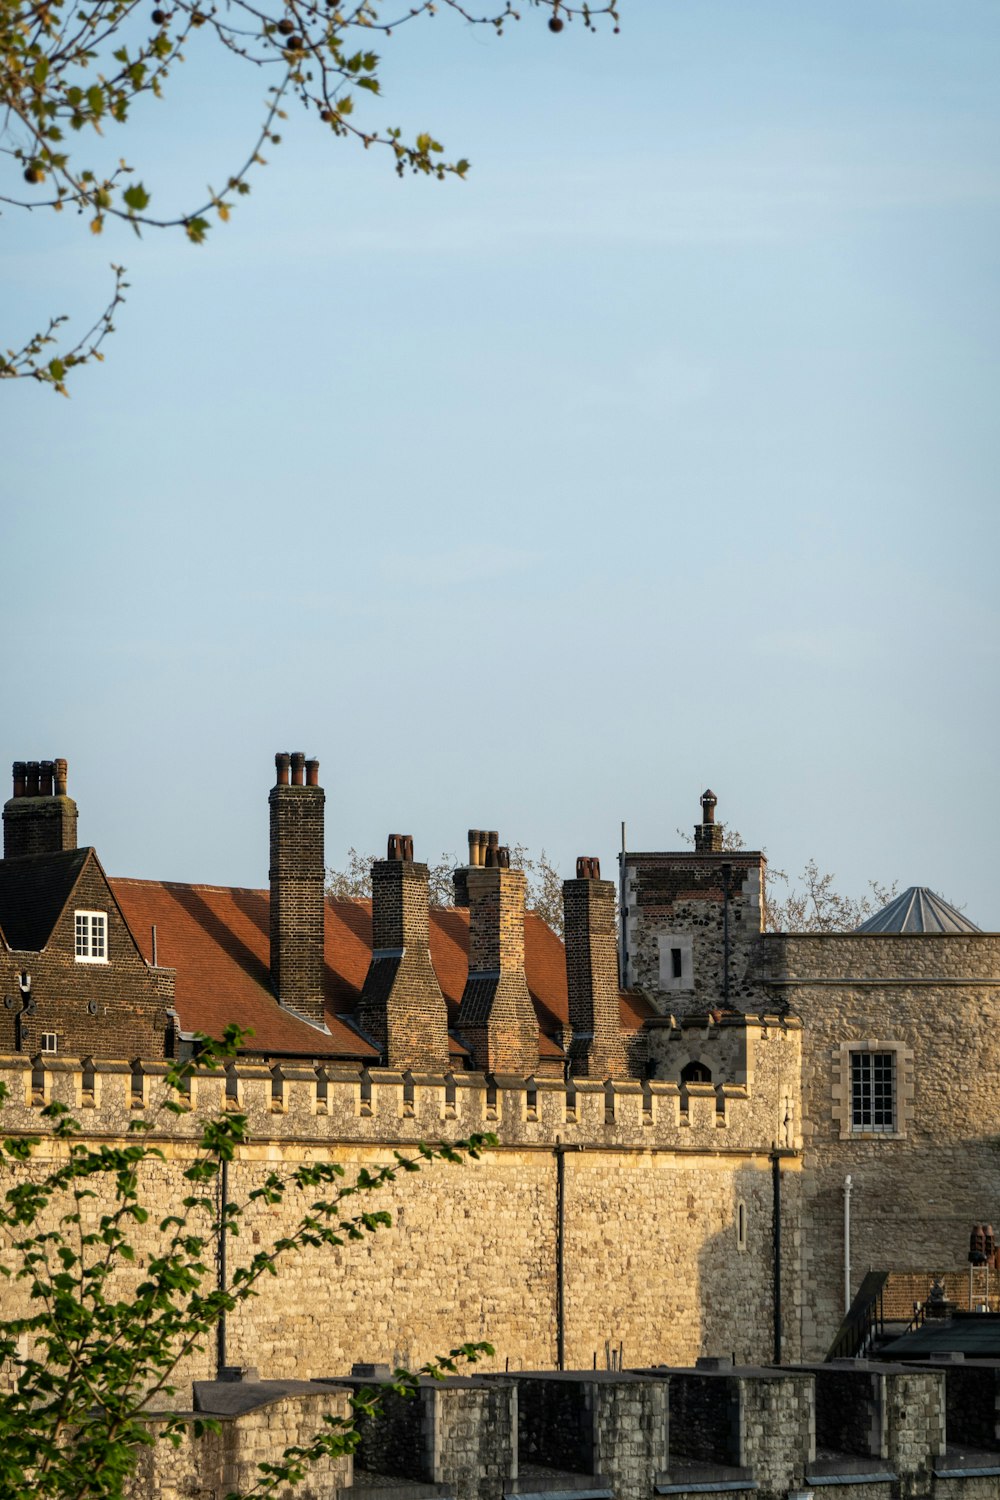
[555,1142,566,1370]
[771,1149,782,1364]
[843,1175,853,1314]
[721,863,732,1009]
[216,1155,229,1378]
[618,822,627,989]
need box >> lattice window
[851,1051,895,1133]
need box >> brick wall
[268,762,325,1026]
[563,874,628,1079]
[0,855,171,1059]
[357,856,450,1071]
[459,867,538,1076]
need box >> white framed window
[40,1033,58,1055]
[74,910,108,963]
[851,1051,895,1133]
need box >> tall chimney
[694,789,723,854]
[269,751,327,1028]
[355,835,450,1070]
[563,857,628,1079]
[456,836,538,1076]
[3,758,79,860]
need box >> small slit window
[671,947,683,979]
[737,1200,748,1252]
[74,911,107,963]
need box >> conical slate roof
[855,886,980,934]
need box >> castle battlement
[0,1014,801,1156]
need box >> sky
[2,1,999,925]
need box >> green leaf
[122,183,150,212]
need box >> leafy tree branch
[0,0,620,386]
[0,1024,497,1499]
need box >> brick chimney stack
[269,751,327,1029]
[455,833,538,1076]
[356,835,450,1071]
[694,789,724,854]
[563,857,628,1079]
[3,758,78,859]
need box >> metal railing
[826,1270,890,1361]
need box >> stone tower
[619,790,766,1014]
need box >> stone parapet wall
[756,932,1000,984]
[126,1388,354,1500]
[0,1027,798,1154]
[0,1051,801,1385]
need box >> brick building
[1,754,997,1376]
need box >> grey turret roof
[855,886,979,934]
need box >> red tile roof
[110,879,650,1062]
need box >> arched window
[681,1060,712,1084]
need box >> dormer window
[75,911,107,963]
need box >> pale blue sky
[3,2,998,923]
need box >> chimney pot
[468,829,484,867]
[275,752,290,787]
[701,789,717,823]
[576,856,601,880]
[497,845,510,870]
[4,758,78,857]
[290,752,306,787]
[305,758,320,788]
[387,834,414,861]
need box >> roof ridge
[111,876,267,896]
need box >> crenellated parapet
[0,1016,801,1157]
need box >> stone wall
[0,1055,801,1387]
[126,1387,354,1500]
[620,852,765,1012]
[755,931,1000,1358]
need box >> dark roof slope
[880,1312,1000,1360]
[0,847,91,951]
